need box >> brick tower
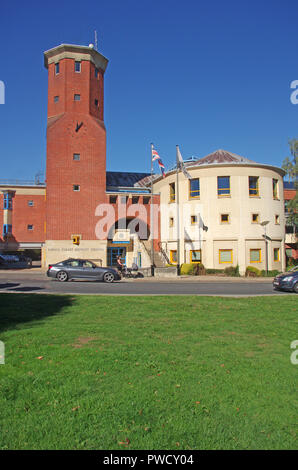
[44,44,109,265]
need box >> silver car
[47,258,121,283]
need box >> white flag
[176,145,191,179]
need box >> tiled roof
[106,171,151,188]
[284,181,296,189]
[193,149,256,166]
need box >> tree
[282,138,298,227]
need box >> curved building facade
[152,150,286,275]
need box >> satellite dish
[89,43,94,48]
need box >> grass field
[0,293,297,450]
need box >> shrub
[224,265,240,277]
[194,263,206,276]
[245,266,262,277]
[180,263,196,275]
[205,268,225,275]
[261,269,281,277]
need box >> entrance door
[107,247,126,267]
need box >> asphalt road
[0,271,294,296]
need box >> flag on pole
[151,145,166,178]
[176,145,191,179]
[157,158,166,178]
[151,148,161,161]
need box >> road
[0,271,294,296]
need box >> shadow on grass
[0,293,74,333]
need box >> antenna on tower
[94,30,98,51]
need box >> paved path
[0,270,293,296]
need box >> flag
[151,145,166,178]
[157,158,166,178]
[151,148,161,161]
[176,145,191,179]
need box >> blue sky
[0,0,297,180]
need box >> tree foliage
[282,138,298,227]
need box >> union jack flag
[151,148,161,161]
[151,145,166,178]
[157,158,165,178]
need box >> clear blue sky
[0,0,297,180]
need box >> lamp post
[260,221,270,274]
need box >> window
[74,94,81,101]
[132,196,139,204]
[191,215,197,225]
[27,224,34,231]
[54,96,59,103]
[250,249,261,263]
[28,200,34,207]
[3,193,12,210]
[249,176,259,196]
[272,179,279,199]
[217,176,230,196]
[109,195,117,204]
[73,153,80,161]
[55,62,59,74]
[190,250,201,263]
[252,213,259,223]
[220,214,229,223]
[275,215,280,225]
[143,197,150,204]
[94,99,99,107]
[64,259,80,267]
[73,185,80,191]
[274,248,280,262]
[219,249,233,264]
[121,196,128,204]
[170,250,177,264]
[95,68,99,78]
[75,61,81,72]
[189,178,200,198]
[169,182,175,202]
[169,217,174,227]
[2,224,12,237]
[82,260,96,268]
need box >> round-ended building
[152,149,286,275]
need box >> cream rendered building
[152,150,286,275]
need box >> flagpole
[150,143,154,275]
[176,145,180,275]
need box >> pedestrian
[116,255,124,273]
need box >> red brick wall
[0,192,46,243]
[101,194,161,246]
[46,53,107,241]
[12,194,46,242]
[47,59,103,120]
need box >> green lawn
[0,294,297,450]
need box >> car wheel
[293,282,298,293]
[103,272,115,283]
[56,271,68,282]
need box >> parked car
[0,253,32,269]
[47,258,121,283]
[273,268,298,293]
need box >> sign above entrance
[112,229,130,244]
